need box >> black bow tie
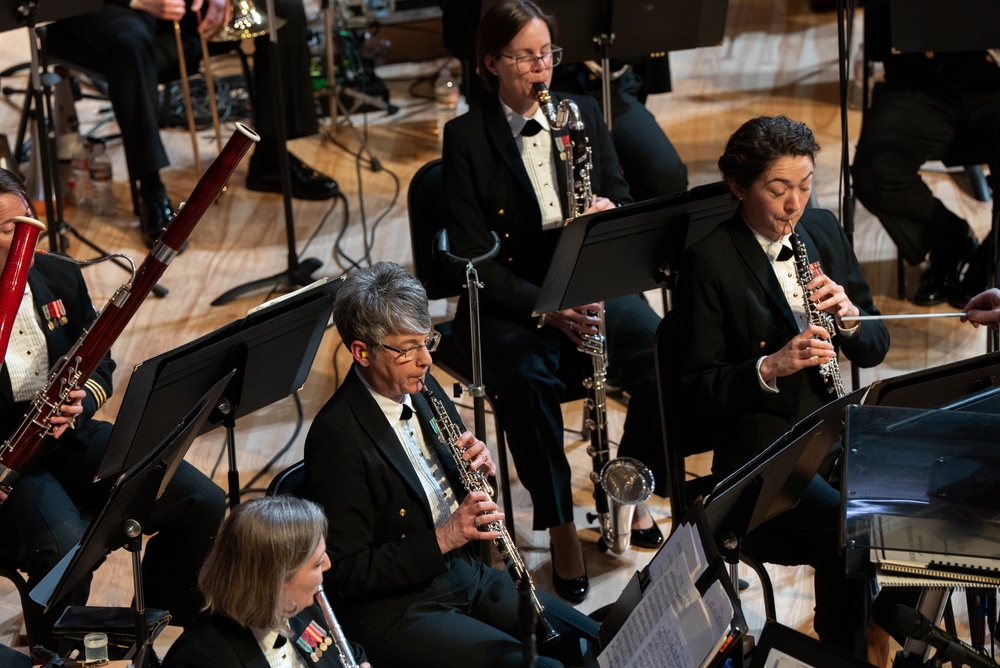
[273,635,287,649]
[400,404,413,420]
[776,245,793,262]
[521,119,544,137]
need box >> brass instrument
[533,82,593,221]
[0,216,46,363]
[0,124,258,500]
[421,387,560,644]
[173,0,274,175]
[315,585,359,668]
[790,232,846,398]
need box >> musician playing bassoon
[665,116,889,659]
[441,0,665,605]
[303,262,596,668]
[0,168,225,644]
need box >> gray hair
[198,496,328,631]
[333,261,431,356]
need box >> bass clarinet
[0,216,47,363]
[533,82,592,220]
[791,232,846,398]
[535,84,655,554]
[0,123,259,500]
[421,387,560,643]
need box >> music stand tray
[533,181,735,314]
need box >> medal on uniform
[41,299,68,330]
[295,620,332,663]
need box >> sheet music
[598,529,732,668]
[648,521,708,582]
[872,514,1000,571]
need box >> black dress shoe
[913,236,979,306]
[630,522,664,549]
[949,243,992,309]
[549,546,588,603]
[246,154,340,200]
[139,194,174,248]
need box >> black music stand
[98,279,339,507]
[28,373,233,668]
[533,181,736,315]
[485,0,728,128]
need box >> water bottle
[70,142,92,210]
[434,68,459,138]
[89,143,115,216]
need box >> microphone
[875,603,998,668]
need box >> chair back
[408,158,462,300]
[266,460,306,497]
[654,313,716,520]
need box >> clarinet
[421,387,560,644]
[0,123,259,500]
[315,586,359,668]
[790,232,846,398]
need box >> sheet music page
[648,521,708,581]
[598,548,732,668]
[246,277,332,315]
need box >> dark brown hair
[0,168,32,214]
[476,0,556,92]
[717,116,820,189]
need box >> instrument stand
[8,5,169,297]
[211,0,322,306]
[434,230,542,667]
[28,375,232,668]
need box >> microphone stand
[211,0,321,306]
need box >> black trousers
[45,0,317,181]
[852,82,1000,265]
[454,294,662,530]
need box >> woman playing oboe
[163,496,370,668]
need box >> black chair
[266,459,306,497]
[406,158,519,539]
[653,312,716,521]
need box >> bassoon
[0,216,47,364]
[0,123,259,500]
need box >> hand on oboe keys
[806,273,860,325]
[759,325,836,383]
[960,288,1000,329]
[583,196,617,215]
[456,431,496,478]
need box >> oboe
[421,387,560,643]
[315,585,359,668]
[790,232,846,398]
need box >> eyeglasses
[380,330,441,361]
[495,47,563,73]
